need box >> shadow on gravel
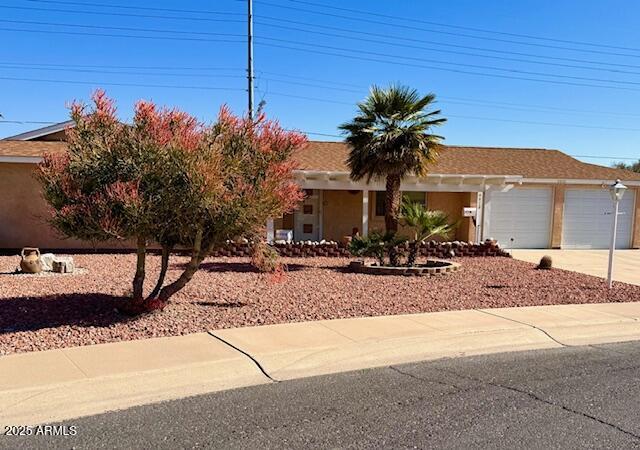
[0,293,133,334]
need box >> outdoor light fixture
[607,179,627,288]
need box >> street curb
[2,302,640,426]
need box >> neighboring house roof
[292,141,640,181]
[2,120,73,141]
[1,138,638,182]
[0,140,68,159]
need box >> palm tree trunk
[385,174,401,234]
[407,241,419,267]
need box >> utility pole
[247,0,255,120]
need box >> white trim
[2,121,74,141]
[294,172,523,192]
[0,156,43,163]
[362,189,369,237]
[317,189,324,240]
[522,177,640,187]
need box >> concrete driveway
[512,249,640,286]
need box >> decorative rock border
[348,259,461,276]
[210,240,509,258]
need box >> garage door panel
[488,188,552,249]
[562,189,634,249]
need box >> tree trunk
[149,244,172,300]
[407,241,420,267]
[157,229,213,303]
[384,174,401,234]
[132,236,146,300]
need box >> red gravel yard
[1,254,639,355]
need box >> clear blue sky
[2,0,640,166]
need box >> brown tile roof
[0,140,67,158]
[293,141,640,181]
[1,139,638,181]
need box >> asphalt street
[4,341,640,449]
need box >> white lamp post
[607,179,627,288]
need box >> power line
[280,0,640,54]
[5,60,640,120]
[0,5,244,24]
[0,76,246,92]
[0,64,244,79]
[18,22,640,91]
[0,19,245,38]
[0,120,64,125]
[26,0,244,17]
[255,88,640,133]
[0,26,246,44]
[257,37,640,88]
[22,0,640,73]
[255,0,640,60]
[0,61,244,72]
[27,0,640,57]
[257,40,640,92]
[255,19,640,76]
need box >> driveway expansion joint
[207,331,280,383]
[475,308,570,347]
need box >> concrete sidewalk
[3,302,640,426]
[512,249,640,286]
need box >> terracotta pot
[20,247,43,274]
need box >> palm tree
[401,200,456,266]
[339,84,446,233]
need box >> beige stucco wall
[2,163,638,250]
[0,163,131,251]
[321,190,363,242]
[365,191,472,241]
[550,184,565,248]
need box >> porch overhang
[293,170,523,192]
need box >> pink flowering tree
[38,90,305,314]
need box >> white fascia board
[522,177,640,187]
[2,120,74,141]
[294,170,522,186]
[0,156,43,163]
[294,171,523,192]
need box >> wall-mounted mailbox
[463,207,477,218]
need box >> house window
[303,204,313,215]
[303,223,313,234]
[375,192,386,217]
[304,189,314,197]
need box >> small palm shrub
[400,200,457,267]
[349,231,407,267]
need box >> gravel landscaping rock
[1,254,639,355]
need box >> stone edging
[348,259,461,276]
[210,241,509,258]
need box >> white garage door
[487,188,552,249]
[562,189,635,249]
